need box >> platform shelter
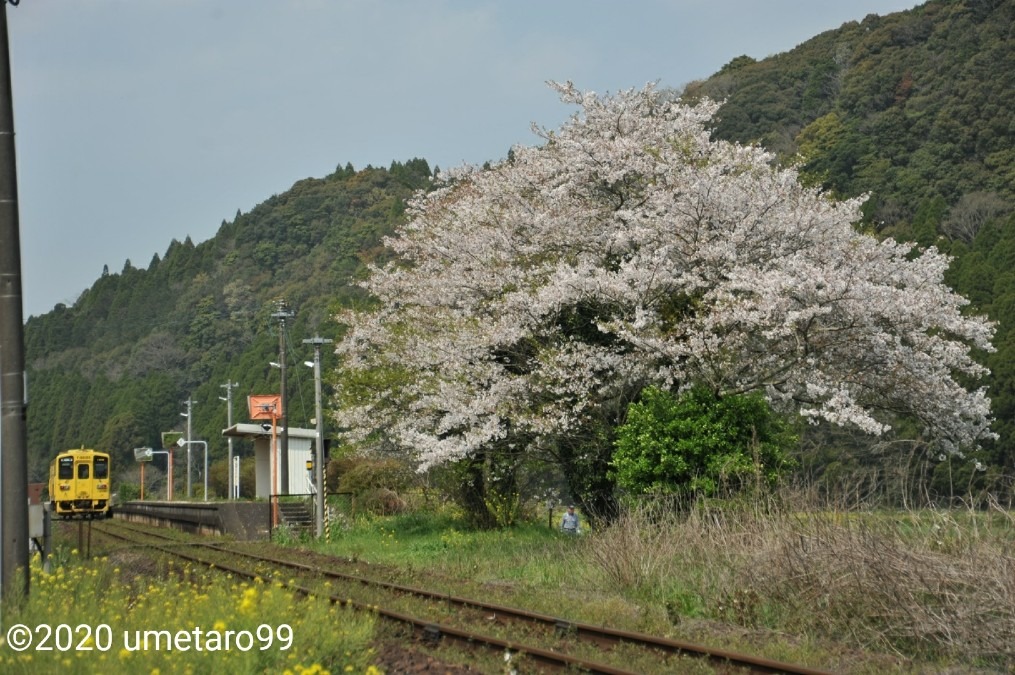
[221,423,317,497]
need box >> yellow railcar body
[48,448,112,518]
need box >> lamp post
[181,397,195,498]
[271,301,294,495]
[220,381,239,499]
[303,337,332,538]
[166,447,174,501]
[176,438,208,501]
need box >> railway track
[91,519,831,675]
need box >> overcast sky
[7,0,922,319]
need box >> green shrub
[611,385,796,496]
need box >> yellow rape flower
[238,586,258,614]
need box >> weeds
[741,499,1015,665]
[584,493,1015,669]
[318,492,1015,671]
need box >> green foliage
[611,386,796,497]
[483,489,523,528]
[689,0,1015,221]
[330,455,416,515]
[209,456,258,499]
[336,456,414,495]
[795,112,847,189]
[117,481,140,502]
[435,452,524,529]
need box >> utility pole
[220,381,239,499]
[271,300,293,495]
[304,337,332,538]
[0,0,28,601]
[182,398,194,498]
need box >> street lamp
[220,381,239,499]
[177,438,209,501]
[180,399,194,498]
[303,336,332,538]
[268,359,291,495]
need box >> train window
[58,457,74,480]
[94,456,109,479]
[78,464,89,479]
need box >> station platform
[115,500,271,540]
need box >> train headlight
[97,483,108,490]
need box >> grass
[17,496,1009,673]
[306,494,1015,673]
[1,547,379,675]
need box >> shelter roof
[222,423,318,440]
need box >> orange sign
[248,394,282,420]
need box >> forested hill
[685,0,1015,475]
[685,0,1013,224]
[22,0,1015,489]
[23,159,432,480]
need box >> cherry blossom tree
[335,82,995,518]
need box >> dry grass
[581,493,1015,670]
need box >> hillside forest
[20,0,1015,516]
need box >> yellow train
[48,448,112,518]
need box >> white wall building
[222,423,317,497]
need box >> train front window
[78,464,89,479]
[94,456,109,479]
[58,457,74,480]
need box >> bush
[611,385,796,497]
[338,457,413,493]
[329,456,415,515]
